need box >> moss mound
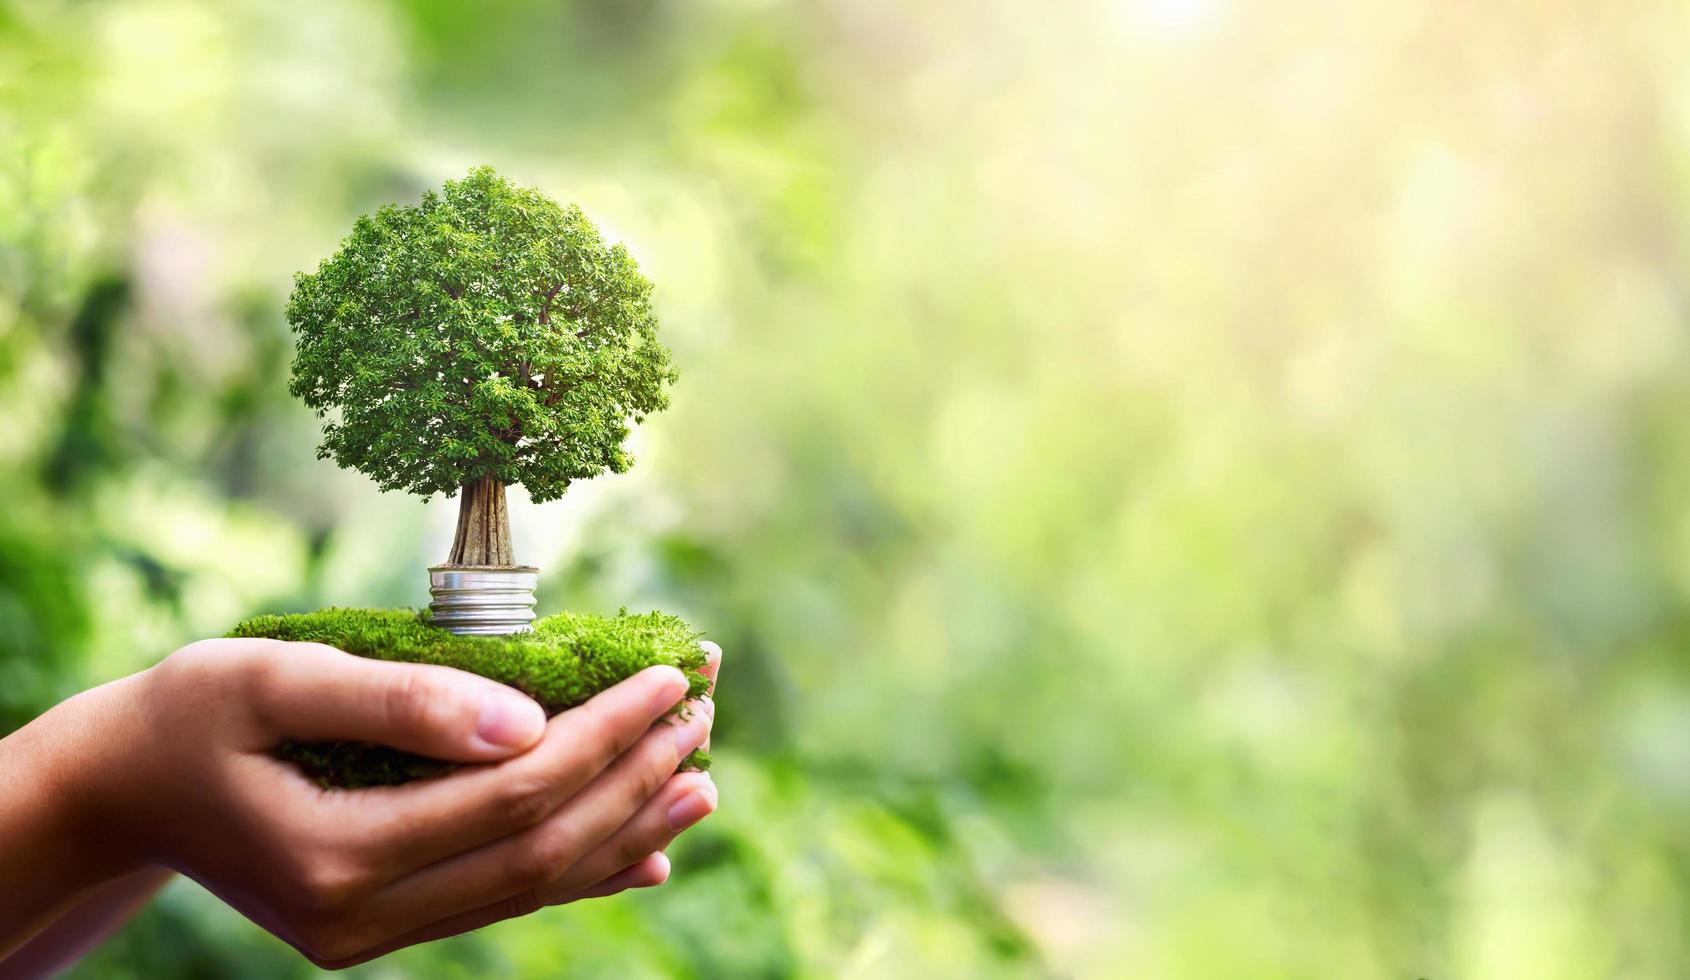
[230,608,711,788]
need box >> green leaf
[284,167,676,500]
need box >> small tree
[286,167,675,566]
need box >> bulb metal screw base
[427,566,539,635]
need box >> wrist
[52,673,161,879]
[2,672,150,885]
[0,676,151,956]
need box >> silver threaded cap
[427,566,539,635]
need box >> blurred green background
[5,0,1690,976]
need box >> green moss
[229,607,711,788]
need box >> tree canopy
[285,167,675,503]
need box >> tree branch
[537,282,564,325]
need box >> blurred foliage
[5,0,1690,976]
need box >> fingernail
[667,782,718,832]
[672,704,712,757]
[642,851,672,886]
[475,692,545,750]
[647,666,689,715]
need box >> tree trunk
[446,475,515,566]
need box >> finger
[307,890,541,970]
[359,706,712,935]
[536,772,716,904]
[698,641,723,697]
[697,640,722,751]
[310,853,671,969]
[555,852,670,903]
[331,665,693,875]
[247,641,545,762]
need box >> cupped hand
[2,636,721,969]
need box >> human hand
[0,637,721,969]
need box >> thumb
[247,641,547,762]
